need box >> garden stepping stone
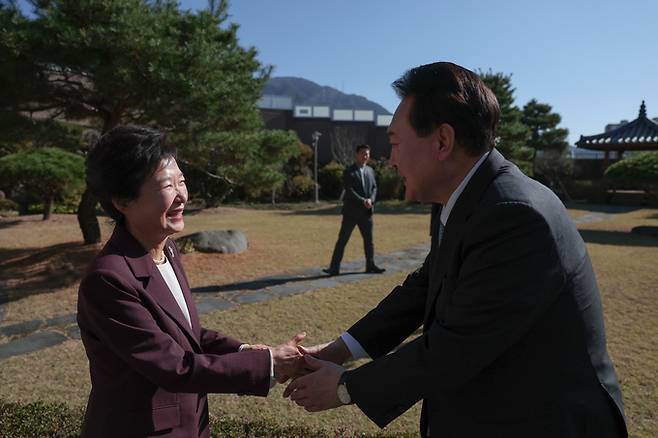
[0,331,68,360]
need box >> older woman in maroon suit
[77,125,304,438]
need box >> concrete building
[258,94,392,165]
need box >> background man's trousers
[329,214,375,270]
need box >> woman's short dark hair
[392,62,500,156]
[86,125,176,223]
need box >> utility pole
[311,131,322,203]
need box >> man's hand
[299,337,352,365]
[283,355,345,412]
[271,332,306,383]
[364,198,373,209]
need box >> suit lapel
[352,164,373,197]
[165,240,202,340]
[423,149,507,327]
[113,225,202,350]
[366,166,374,197]
[353,164,365,196]
[144,265,201,350]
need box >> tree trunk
[77,188,101,244]
[76,114,119,244]
[17,200,29,216]
[42,196,53,220]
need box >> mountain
[263,77,391,115]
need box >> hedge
[605,151,658,196]
[318,161,344,200]
[0,401,414,438]
[0,401,81,438]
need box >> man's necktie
[359,168,366,194]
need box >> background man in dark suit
[285,62,627,437]
[324,144,385,275]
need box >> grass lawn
[0,203,656,436]
[0,201,431,326]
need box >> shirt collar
[439,152,488,227]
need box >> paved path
[0,243,430,362]
[0,205,632,362]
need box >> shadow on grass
[0,220,21,230]
[0,242,99,304]
[274,201,650,217]
[564,203,640,214]
[579,229,658,247]
[192,271,367,294]
[631,226,658,238]
[286,201,432,216]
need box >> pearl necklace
[153,253,166,265]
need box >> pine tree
[522,99,569,158]
[1,0,298,243]
[479,70,532,174]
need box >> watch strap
[337,372,353,405]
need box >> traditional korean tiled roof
[576,101,658,151]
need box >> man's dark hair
[86,125,176,223]
[355,143,371,153]
[392,62,500,155]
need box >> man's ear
[435,123,456,161]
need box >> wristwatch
[337,372,352,405]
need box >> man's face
[388,96,442,202]
[355,148,370,166]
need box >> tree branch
[178,158,235,185]
[13,103,61,113]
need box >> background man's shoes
[366,266,386,274]
[323,268,339,276]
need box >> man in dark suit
[285,62,627,437]
[324,144,385,275]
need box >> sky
[203,0,658,144]
[16,0,658,144]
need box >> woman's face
[118,157,188,244]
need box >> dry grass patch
[203,272,420,435]
[0,205,430,326]
[0,214,113,328]
[0,205,655,437]
[577,208,658,437]
[0,340,89,405]
[0,272,419,435]
[565,207,595,220]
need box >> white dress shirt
[157,258,192,329]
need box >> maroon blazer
[77,225,270,438]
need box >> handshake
[241,333,354,412]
